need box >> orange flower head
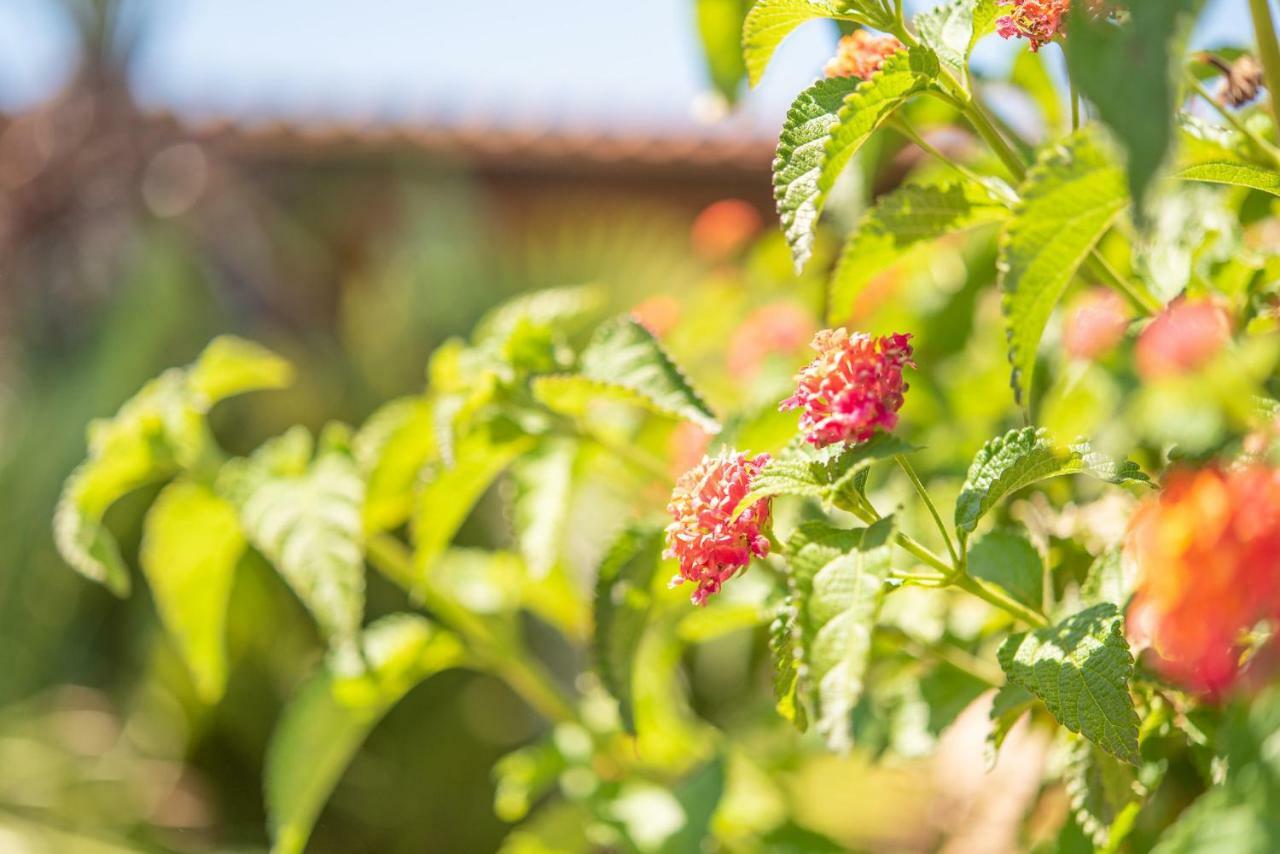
[1135,299,1231,379]
[664,451,772,606]
[629,295,682,339]
[824,31,904,81]
[691,199,762,263]
[1126,465,1280,695]
[1063,288,1128,360]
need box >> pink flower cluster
[824,31,904,81]
[780,329,914,448]
[664,451,772,606]
[996,0,1069,51]
[1135,299,1232,380]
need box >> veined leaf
[1065,0,1198,214]
[998,603,1141,765]
[411,426,534,576]
[828,179,1009,324]
[1000,132,1128,408]
[1174,161,1280,198]
[954,427,1147,543]
[140,479,244,703]
[738,433,917,512]
[1065,739,1143,849]
[913,0,996,85]
[776,49,940,271]
[535,317,719,432]
[265,614,466,854]
[353,397,436,534]
[966,528,1044,613]
[233,446,366,647]
[54,336,292,595]
[786,517,895,751]
[511,439,577,581]
[593,523,665,732]
[743,1,882,87]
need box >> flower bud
[824,31,904,81]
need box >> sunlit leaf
[743,0,883,87]
[738,433,916,512]
[1174,160,1280,197]
[913,0,996,86]
[697,0,753,101]
[353,396,436,534]
[593,523,665,732]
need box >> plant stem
[1248,0,1280,130]
[1083,252,1163,316]
[888,116,991,187]
[838,496,955,576]
[879,626,1004,685]
[1185,70,1280,166]
[962,98,1027,182]
[366,534,578,724]
[1069,75,1081,131]
[954,573,1048,628]
[894,455,959,566]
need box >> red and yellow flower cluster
[824,31,904,81]
[1127,465,1280,695]
[664,327,913,604]
[780,329,914,449]
[996,0,1070,51]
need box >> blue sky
[0,0,1261,136]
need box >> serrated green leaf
[775,49,939,271]
[966,528,1044,613]
[738,432,916,512]
[234,447,366,646]
[1065,739,1143,849]
[593,524,665,732]
[1000,132,1128,408]
[828,179,1009,324]
[985,682,1034,769]
[511,439,577,581]
[54,337,292,595]
[913,0,996,85]
[697,0,753,101]
[786,517,895,751]
[770,598,808,731]
[1174,160,1280,197]
[743,1,875,87]
[473,284,603,344]
[265,614,465,854]
[411,426,534,577]
[1065,0,1198,214]
[955,427,1147,544]
[353,397,436,534]
[1081,548,1134,609]
[140,479,244,702]
[998,603,1141,765]
[536,316,719,432]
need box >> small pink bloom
[630,295,681,339]
[664,451,772,606]
[780,329,914,448]
[691,199,762,263]
[727,302,817,379]
[1063,288,1128,360]
[824,31,904,81]
[1135,299,1232,379]
[996,0,1068,51]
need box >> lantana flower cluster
[995,0,1107,51]
[1127,465,1280,695]
[824,31,904,81]
[780,329,914,448]
[664,326,914,605]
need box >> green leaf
[785,517,895,751]
[955,427,1147,544]
[1065,739,1143,849]
[535,317,719,432]
[473,284,603,344]
[828,179,1009,324]
[998,603,1141,765]
[966,528,1044,613]
[770,598,808,731]
[411,425,534,575]
[985,682,1035,769]
[593,524,665,732]
[1065,0,1198,214]
[743,1,876,87]
[353,397,436,534]
[1000,132,1128,407]
[510,439,577,581]
[1174,160,1280,197]
[1081,548,1134,609]
[233,445,366,646]
[139,479,244,702]
[913,0,996,85]
[775,49,939,271]
[265,614,465,854]
[493,736,566,823]
[697,0,752,101]
[54,336,292,595]
[738,432,917,512]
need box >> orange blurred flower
[691,199,762,263]
[1135,299,1231,380]
[824,31,904,81]
[1127,465,1280,695]
[727,302,816,379]
[630,294,681,339]
[1063,288,1128,360]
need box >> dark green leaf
[1065,739,1143,848]
[593,524,665,732]
[966,528,1044,613]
